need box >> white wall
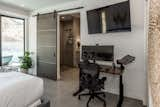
[0,2,30,19]
[30,0,147,105]
[28,17,37,75]
[81,0,146,105]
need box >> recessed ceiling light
[21,4,25,7]
[61,17,65,19]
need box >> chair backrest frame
[79,62,101,91]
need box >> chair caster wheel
[87,104,89,107]
[78,96,81,100]
[103,94,106,98]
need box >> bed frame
[38,97,50,107]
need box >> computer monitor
[82,45,114,62]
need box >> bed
[0,72,44,107]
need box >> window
[1,16,25,66]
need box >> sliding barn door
[37,13,57,80]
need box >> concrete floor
[43,67,144,107]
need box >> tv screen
[106,1,131,32]
[87,0,131,34]
[87,9,102,34]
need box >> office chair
[78,62,107,107]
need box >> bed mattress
[0,72,44,107]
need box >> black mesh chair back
[79,62,100,90]
[78,61,106,107]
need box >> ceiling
[0,0,76,11]
[60,13,80,21]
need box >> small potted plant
[20,51,32,73]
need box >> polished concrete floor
[43,67,144,107]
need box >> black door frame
[0,15,25,66]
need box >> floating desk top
[99,65,123,75]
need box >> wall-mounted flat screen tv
[87,0,131,34]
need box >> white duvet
[0,72,44,107]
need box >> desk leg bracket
[117,75,124,107]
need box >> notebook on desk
[117,55,135,65]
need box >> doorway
[59,13,80,79]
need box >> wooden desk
[99,65,124,107]
[99,65,123,75]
